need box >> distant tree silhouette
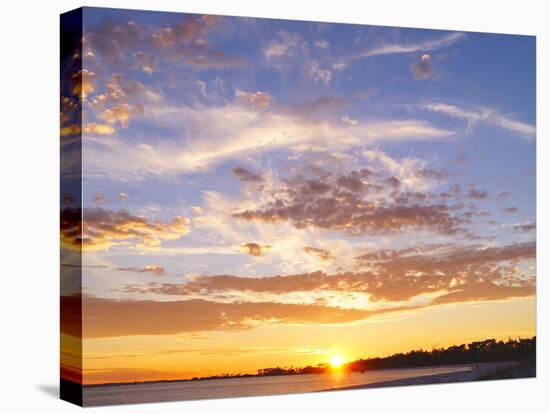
[190,336,535,381]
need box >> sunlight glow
[330,354,345,368]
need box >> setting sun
[330,355,345,368]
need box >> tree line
[190,336,535,380]
[256,336,535,377]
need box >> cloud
[315,39,330,49]
[82,75,164,135]
[302,246,334,261]
[117,241,534,323]
[234,199,468,238]
[60,207,191,251]
[133,51,158,74]
[117,265,165,275]
[363,148,447,191]
[466,188,490,200]
[98,104,130,127]
[181,49,246,69]
[84,123,115,135]
[86,19,147,62]
[410,53,433,80]
[235,90,273,108]
[242,242,271,256]
[502,207,519,213]
[419,102,536,140]
[62,295,414,338]
[71,69,96,99]
[263,31,307,60]
[293,96,346,117]
[355,32,465,59]
[232,166,264,182]
[308,60,332,85]
[92,192,105,204]
[151,15,219,47]
[60,123,115,137]
[85,102,453,180]
[232,153,479,238]
[86,15,239,71]
[513,222,536,233]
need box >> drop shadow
[36,383,59,399]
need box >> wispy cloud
[354,32,465,59]
[419,102,536,139]
[84,101,454,181]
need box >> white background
[0,0,548,412]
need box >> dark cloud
[466,188,490,200]
[242,243,271,256]
[513,222,536,233]
[233,169,481,237]
[417,168,450,181]
[502,207,519,213]
[232,167,264,182]
[293,96,346,117]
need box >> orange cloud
[61,123,115,137]
[71,69,96,98]
[242,242,271,257]
[122,241,535,305]
[60,207,191,251]
[302,246,334,261]
[62,296,414,338]
[83,123,115,135]
[98,104,130,127]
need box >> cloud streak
[354,32,465,59]
[84,101,454,180]
[419,102,536,139]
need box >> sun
[330,355,345,368]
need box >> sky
[60,7,536,385]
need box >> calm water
[83,365,473,406]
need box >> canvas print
[60,7,536,407]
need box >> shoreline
[323,361,525,392]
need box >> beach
[325,361,527,392]
[81,362,530,406]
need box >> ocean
[83,365,473,406]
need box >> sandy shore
[325,362,521,391]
